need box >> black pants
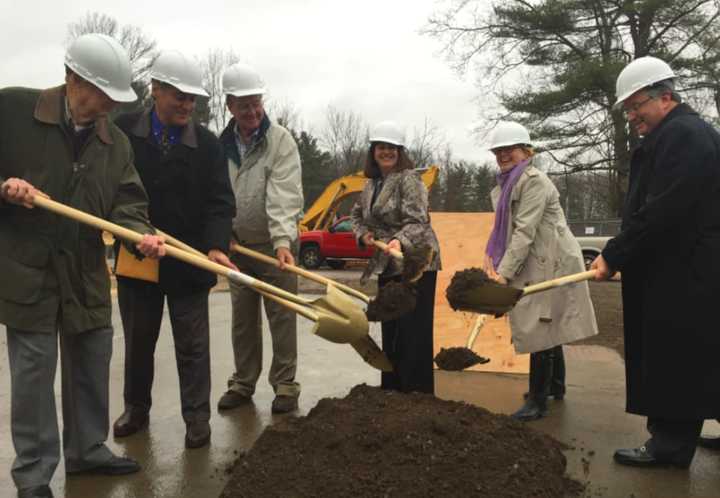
[528,346,565,403]
[379,271,437,395]
[645,417,703,465]
[117,278,211,423]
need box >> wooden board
[431,212,529,374]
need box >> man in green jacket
[0,34,164,498]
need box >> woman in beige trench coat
[485,122,598,421]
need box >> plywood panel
[431,212,529,374]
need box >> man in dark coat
[593,56,720,468]
[111,50,236,449]
[0,34,165,498]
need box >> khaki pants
[227,242,300,398]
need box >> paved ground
[1,274,720,497]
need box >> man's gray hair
[647,78,682,103]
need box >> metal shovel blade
[449,283,523,316]
[308,284,369,344]
[350,335,393,372]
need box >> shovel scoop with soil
[365,243,434,322]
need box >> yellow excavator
[299,165,440,232]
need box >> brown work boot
[217,390,252,411]
[185,421,211,449]
[271,395,299,414]
[113,409,149,438]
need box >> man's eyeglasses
[622,96,654,116]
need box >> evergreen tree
[427,0,720,215]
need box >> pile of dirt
[366,281,417,322]
[434,347,490,371]
[220,385,584,498]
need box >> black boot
[512,349,552,422]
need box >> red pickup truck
[299,216,373,269]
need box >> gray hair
[647,78,682,103]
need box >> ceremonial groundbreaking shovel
[230,242,370,304]
[153,231,392,372]
[446,268,597,316]
[32,196,391,370]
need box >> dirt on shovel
[434,347,490,371]
[220,384,584,498]
[446,267,521,315]
[366,281,417,322]
[401,243,433,283]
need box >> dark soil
[434,346,490,371]
[445,267,521,315]
[576,281,624,358]
[446,267,493,308]
[402,244,433,283]
[220,384,584,498]
[366,281,417,322]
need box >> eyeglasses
[491,145,521,156]
[622,96,654,116]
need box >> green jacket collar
[33,85,113,145]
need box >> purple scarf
[486,159,530,270]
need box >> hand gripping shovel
[372,240,433,283]
[446,268,597,316]
[32,196,391,370]
[154,231,392,372]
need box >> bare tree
[407,118,448,168]
[321,106,368,177]
[200,48,240,132]
[265,97,302,132]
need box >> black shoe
[66,455,141,476]
[217,390,252,411]
[613,446,691,469]
[185,421,211,449]
[511,398,547,422]
[17,485,53,498]
[271,395,299,414]
[698,435,720,450]
[113,409,149,438]
[522,390,565,401]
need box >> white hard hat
[614,56,676,109]
[487,121,533,150]
[65,33,137,103]
[150,50,208,97]
[222,63,266,97]
[369,120,405,147]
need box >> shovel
[153,231,392,372]
[433,314,490,371]
[448,268,597,316]
[32,196,384,364]
[230,242,370,304]
[372,240,433,283]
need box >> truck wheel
[582,251,598,271]
[327,260,346,270]
[300,245,322,269]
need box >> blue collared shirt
[151,110,181,147]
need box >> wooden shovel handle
[32,196,311,309]
[230,243,370,304]
[155,231,320,322]
[372,240,403,260]
[521,269,597,297]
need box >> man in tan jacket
[216,63,304,414]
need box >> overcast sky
[0,0,495,163]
